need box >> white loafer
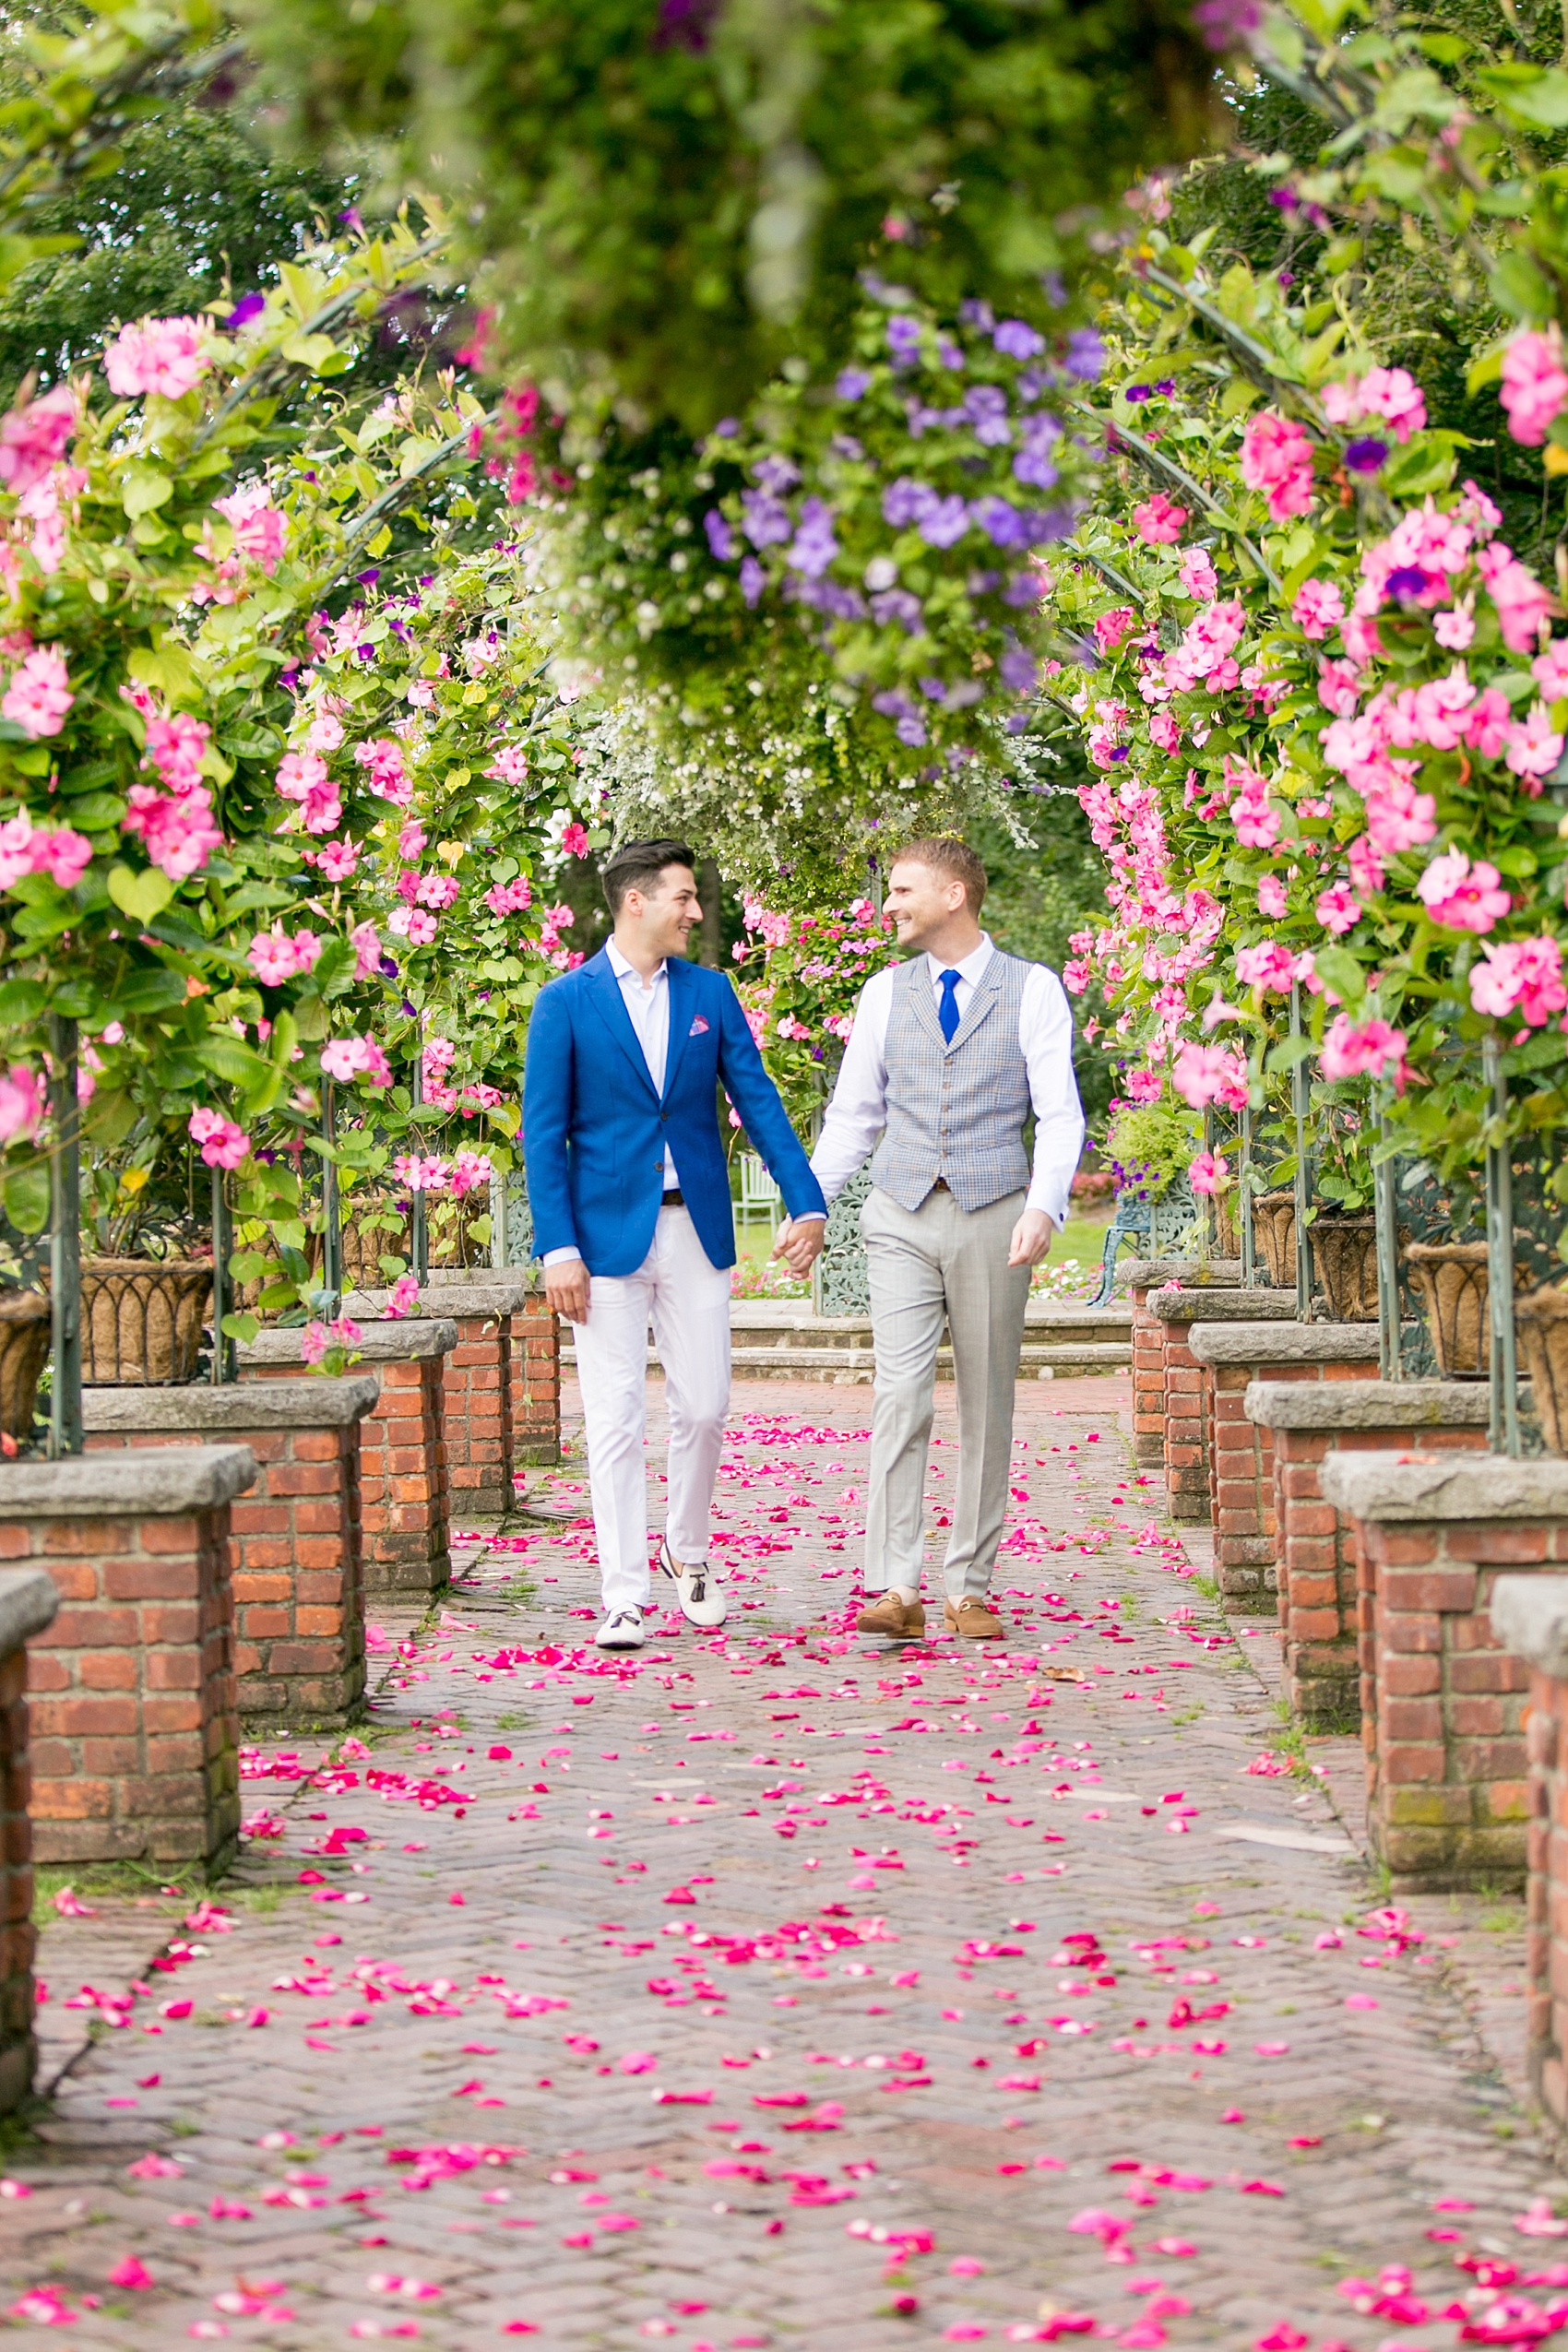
[594,1606,646,1651]
[659,1538,727,1628]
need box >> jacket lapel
[948,950,1005,1053]
[660,958,694,1103]
[582,950,660,1103]
[903,957,950,1053]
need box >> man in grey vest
[778,837,1084,1639]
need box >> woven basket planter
[0,1289,49,1438]
[1252,1191,1297,1289]
[1310,1218,1379,1322]
[80,1258,212,1385]
[1404,1241,1492,1377]
[1516,1284,1568,1453]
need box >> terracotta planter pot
[1404,1241,1492,1377]
[1516,1285,1568,1453]
[1252,1191,1297,1288]
[80,1257,212,1385]
[1309,1218,1379,1322]
[0,1289,49,1438]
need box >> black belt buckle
[662,1188,684,1207]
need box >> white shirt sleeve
[808,967,897,1206]
[1021,964,1085,1227]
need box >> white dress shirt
[542,939,678,1267]
[810,934,1084,1225]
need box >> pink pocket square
[689,1015,710,1035]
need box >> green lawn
[731,1205,1116,1299]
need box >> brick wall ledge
[82,1376,379,1432]
[1188,1322,1381,1365]
[344,1280,533,1317]
[1321,1449,1568,1521]
[1245,1379,1492,1432]
[1151,1291,1300,1327]
[0,1444,256,1516]
[1491,1573,1568,1674]
[0,1568,57,1653]
[238,1321,457,1367]
[423,1267,540,1295]
[1125,1258,1243,1288]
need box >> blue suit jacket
[522,948,826,1277]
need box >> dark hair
[601,837,698,917]
[893,835,988,915]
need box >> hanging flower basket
[1253,1192,1297,1289]
[341,1199,408,1289]
[1517,1285,1568,1454]
[1403,1241,1493,1378]
[0,1289,49,1440]
[1309,1218,1379,1323]
[1213,1191,1241,1262]
[80,1258,213,1386]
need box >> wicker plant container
[0,1289,49,1438]
[1404,1241,1492,1377]
[1310,1218,1379,1322]
[1518,1284,1568,1454]
[1252,1191,1297,1289]
[341,1200,409,1289]
[1213,1193,1240,1260]
[80,1257,212,1385]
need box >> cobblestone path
[1,1376,1563,2350]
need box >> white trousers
[568,1206,732,1613]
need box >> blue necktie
[938,968,962,1043]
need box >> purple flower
[829,434,864,462]
[751,453,801,496]
[1065,329,1107,382]
[836,367,872,401]
[1005,712,1031,733]
[704,508,736,560]
[740,555,766,607]
[896,713,929,746]
[1125,384,1151,403]
[741,488,792,547]
[714,417,740,438]
[886,316,922,369]
[968,568,1001,594]
[225,291,266,328]
[919,675,948,703]
[1000,642,1039,695]
[790,576,866,620]
[960,299,995,330]
[1004,572,1044,606]
[994,319,1045,361]
[1155,377,1176,395]
[1014,411,1062,489]
[937,339,966,372]
[1384,564,1431,600]
[1344,437,1388,474]
[962,385,1012,445]
[883,478,936,529]
[919,494,971,549]
[870,588,926,633]
[971,494,1028,548]
[785,497,839,578]
[1192,0,1262,45]
[873,688,916,720]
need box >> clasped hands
[772,1215,827,1277]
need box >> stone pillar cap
[237,1321,457,1367]
[0,1443,257,1517]
[83,1375,380,1433]
[1187,1320,1381,1364]
[1320,1449,1568,1522]
[0,1566,57,1651]
[1492,1574,1568,1675]
[1243,1379,1491,1431]
[345,1279,533,1318]
[1152,1291,1301,1328]
[1125,1258,1243,1288]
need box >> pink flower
[307,711,345,754]
[1432,598,1476,651]
[1171,1040,1249,1111]
[302,1313,362,1365]
[1505,702,1564,790]
[387,906,438,945]
[1322,368,1427,444]
[392,1153,451,1193]
[1470,933,1568,1027]
[276,750,327,803]
[121,785,221,879]
[320,1034,393,1087]
[1133,493,1187,544]
[1093,606,1140,655]
[1257,875,1287,919]
[1148,709,1181,754]
[314,837,360,882]
[1123,1067,1164,1103]
[350,922,383,979]
[415,873,460,909]
[1348,834,1385,898]
[0,1063,43,1143]
[2,645,71,737]
[1315,884,1363,936]
[142,710,210,793]
[449,1149,493,1197]
[247,928,320,985]
[1500,326,1568,446]
[1478,541,1554,652]
[1363,775,1437,856]
[213,482,285,571]
[354,736,410,802]
[1417,849,1510,933]
[188,1107,250,1169]
[382,1272,422,1321]
[1235,941,1296,993]
[1317,659,1360,718]
[1240,410,1315,521]
[486,744,529,787]
[1227,762,1281,849]
[30,825,91,888]
[1534,639,1568,700]
[1292,578,1345,640]
[1178,548,1218,601]
[101,315,208,400]
[0,384,76,497]
[1189,1150,1229,1195]
[300,1321,329,1366]
[398,819,427,858]
[1320,1014,1408,1088]
[560,821,591,858]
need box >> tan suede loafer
[944,1596,1004,1640]
[856,1592,926,1638]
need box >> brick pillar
[238,1322,457,1597]
[6,1447,254,1870]
[80,1377,377,1734]
[1321,1450,1560,1891]
[1245,1382,1491,1729]
[1492,1575,1568,2130]
[512,1289,562,1468]
[356,1277,540,1515]
[1123,1259,1243,1477]
[1182,1319,1379,1613]
[1147,1288,1296,1528]
[0,1571,57,2113]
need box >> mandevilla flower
[1240,410,1315,521]
[0,1063,43,1144]
[1469,934,1568,1028]
[101,315,208,400]
[1500,325,1568,447]
[188,1106,250,1169]
[2,646,71,738]
[1417,850,1510,934]
[1133,493,1186,545]
[1189,1150,1229,1194]
[1319,1015,1408,1089]
[1171,1040,1249,1111]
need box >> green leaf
[280,331,341,371]
[1311,945,1368,1003]
[1265,1033,1315,1072]
[3,1164,49,1234]
[0,980,45,1027]
[1381,431,1465,499]
[128,645,196,701]
[54,790,125,830]
[1477,63,1568,125]
[120,461,174,519]
[194,1036,272,1087]
[1490,248,1555,324]
[221,1312,261,1344]
[107,864,175,926]
[113,967,188,1016]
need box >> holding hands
[773,1215,827,1278]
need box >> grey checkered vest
[869,949,1032,1214]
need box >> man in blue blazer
[524,839,826,1648]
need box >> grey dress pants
[859,1183,1031,1600]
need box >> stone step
[560,1337,1131,1384]
[724,1302,1133,1350]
